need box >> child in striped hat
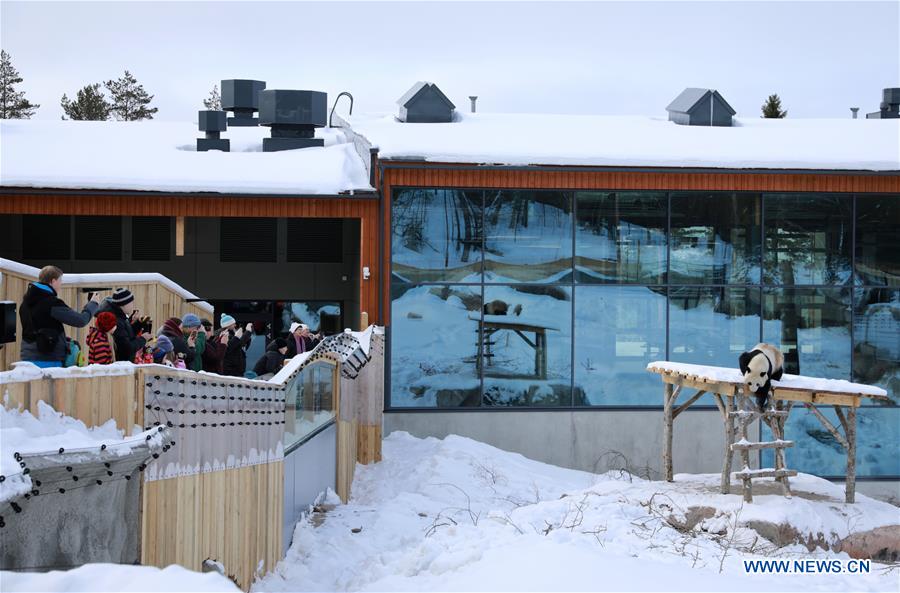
[86,311,117,365]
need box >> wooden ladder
[729,397,797,502]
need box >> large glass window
[283,360,336,452]
[574,286,665,406]
[670,193,760,284]
[668,287,761,367]
[763,194,851,285]
[855,195,899,287]
[391,189,483,283]
[762,288,851,379]
[390,283,481,407]
[483,190,573,283]
[853,288,899,402]
[575,192,667,284]
[481,285,572,406]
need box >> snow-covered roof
[0,120,375,195]
[346,112,900,171]
[666,88,736,115]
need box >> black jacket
[97,300,146,363]
[285,334,321,358]
[20,283,97,362]
[217,328,251,377]
[160,327,196,368]
[253,341,286,377]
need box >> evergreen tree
[203,84,221,110]
[0,50,40,119]
[761,93,787,118]
[60,83,111,120]
[104,70,158,121]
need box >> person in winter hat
[86,311,118,365]
[200,318,225,373]
[252,337,289,379]
[216,313,252,377]
[134,338,155,365]
[160,316,196,368]
[152,334,175,365]
[96,287,150,363]
[19,265,100,367]
[181,314,207,372]
[286,322,322,358]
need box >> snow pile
[0,360,138,384]
[0,563,239,592]
[255,431,899,592]
[0,399,164,502]
[347,112,900,171]
[0,120,374,195]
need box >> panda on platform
[738,343,785,411]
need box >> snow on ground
[255,431,899,592]
[0,398,164,502]
[0,120,374,195]
[0,563,240,592]
[347,112,900,171]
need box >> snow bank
[1,257,214,313]
[0,563,240,592]
[0,399,164,502]
[647,361,889,397]
[0,120,374,195]
[347,112,900,171]
[0,361,137,385]
[254,431,899,593]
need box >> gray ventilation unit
[221,79,266,126]
[259,90,327,152]
[397,81,455,122]
[866,88,900,119]
[666,88,736,127]
[197,110,230,152]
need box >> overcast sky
[2,1,898,121]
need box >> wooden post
[175,216,185,257]
[663,382,674,482]
[737,394,753,503]
[360,311,369,330]
[845,407,856,504]
[719,394,734,495]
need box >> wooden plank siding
[378,163,900,325]
[0,193,382,326]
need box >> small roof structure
[396,81,455,110]
[666,88,736,116]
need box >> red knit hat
[95,311,117,333]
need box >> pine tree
[104,70,158,121]
[0,50,40,119]
[761,93,787,118]
[203,84,221,110]
[60,83,111,120]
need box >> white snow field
[0,563,240,592]
[255,431,899,592]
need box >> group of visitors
[19,265,323,379]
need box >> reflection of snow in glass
[281,302,341,333]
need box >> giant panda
[738,343,784,411]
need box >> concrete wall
[282,423,337,554]
[384,409,759,478]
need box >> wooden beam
[845,407,857,504]
[673,390,705,419]
[802,403,849,450]
[663,383,674,482]
[175,216,185,256]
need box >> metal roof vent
[221,79,266,127]
[397,81,455,122]
[258,89,327,152]
[866,88,900,119]
[666,88,736,127]
[197,110,229,152]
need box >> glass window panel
[574,286,665,406]
[763,287,851,379]
[391,189,483,283]
[283,360,336,451]
[390,283,482,407]
[763,193,851,285]
[482,285,572,406]
[853,288,900,404]
[855,195,900,286]
[575,192,667,284]
[484,190,573,283]
[278,301,342,336]
[669,287,761,367]
[670,193,760,284]
[762,407,899,477]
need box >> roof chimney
[469,96,478,113]
[850,107,859,119]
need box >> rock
[666,506,717,532]
[838,525,900,562]
[744,520,834,551]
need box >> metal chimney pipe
[850,107,859,119]
[469,96,478,113]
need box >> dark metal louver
[132,217,172,261]
[23,215,71,261]
[287,218,343,263]
[220,218,277,262]
[74,216,122,260]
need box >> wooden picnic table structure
[469,314,558,379]
[646,361,891,504]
